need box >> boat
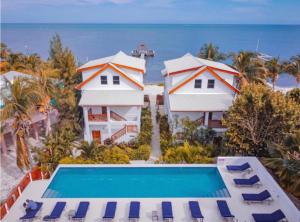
[131,43,155,58]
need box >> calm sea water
[42,167,229,198]
[1,24,300,86]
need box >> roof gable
[78,51,146,73]
[163,53,240,76]
[168,66,239,94]
[75,63,144,90]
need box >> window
[113,76,120,85]
[207,79,215,88]
[194,79,202,88]
[101,76,107,85]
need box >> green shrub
[159,115,173,153]
[130,144,151,160]
[101,146,130,164]
[137,107,152,145]
[159,142,214,164]
[59,157,97,164]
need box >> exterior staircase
[110,111,127,121]
[111,125,138,142]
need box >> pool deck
[3,157,300,222]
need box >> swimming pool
[43,166,230,198]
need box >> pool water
[43,167,230,198]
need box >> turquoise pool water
[43,167,230,198]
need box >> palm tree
[285,55,300,87]
[231,51,266,87]
[24,53,42,73]
[198,43,227,61]
[265,57,283,90]
[0,78,43,170]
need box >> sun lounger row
[20,199,287,222]
[227,162,288,222]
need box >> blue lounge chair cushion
[227,162,251,171]
[103,202,117,219]
[20,202,43,220]
[242,190,271,201]
[162,202,173,219]
[252,209,286,222]
[72,202,89,219]
[189,201,204,219]
[217,200,234,218]
[234,175,260,185]
[129,201,140,219]
[43,202,66,221]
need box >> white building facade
[76,51,146,144]
[162,53,240,134]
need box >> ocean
[1,23,300,86]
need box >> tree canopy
[223,84,300,156]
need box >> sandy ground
[0,138,43,201]
[0,147,26,201]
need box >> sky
[1,0,300,24]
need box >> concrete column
[107,106,111,122]
[204,111,209,127]
[137,106,141,132]
[0,134,8,154]
[83,107,91,143]
[32,123,39,140]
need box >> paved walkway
[144,85,163,161]
[149,94,161,160]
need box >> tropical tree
[29,65,58,135]
[231,51,266,87]
[0,42,11,60]
[32,126,77,173]
[265,57,283,90]
[223,84,300,156]
[23,53,43,73]
[0,78,43,170]
[262,130,300,198]
[287,88,300,105]
[285,55,300,86]
[78,141,101,160]
[198,43,226,61]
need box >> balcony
[88,114,108,122]
[208,120,226,129]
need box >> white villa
[162,53,240,134]
[76,51,146,144]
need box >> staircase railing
[111,125,138,142]
[110,111,127,121]
[88,114,107,122]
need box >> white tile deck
[3,157,300,222]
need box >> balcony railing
[208,120,226,128]
[88,114,108,122]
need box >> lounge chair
[188,201,204,222]
[103,202,117,221]
[252,209,287,222]
[128,201,140,221]
[242,190,273,203]
[233,175,261,187]
[43,202,66,221]
[162,202,173,222]
[71,201,89,221]
[20,202,43,222]
[226,162,252,172]
[217,200,235,221]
